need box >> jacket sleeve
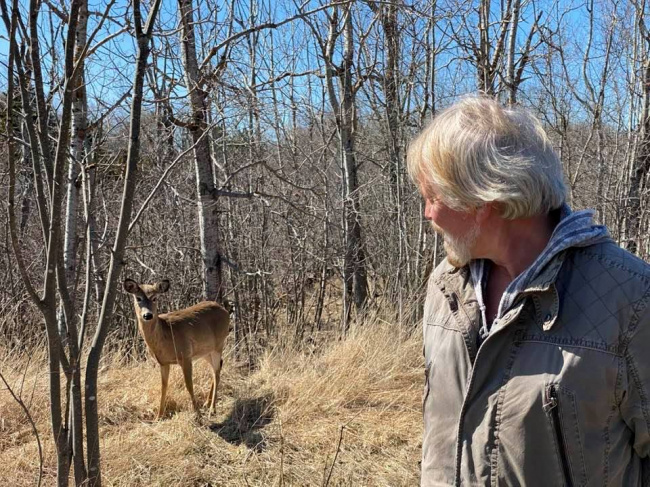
[621,292,650,458]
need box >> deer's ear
[156,280,170,293]
[123,279,140,294]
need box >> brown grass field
[0,322,423,486]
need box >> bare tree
[626,0,650,253]
[84,0,162,483]
[1,0,162,484]
[449,0,540,100]
[304,2,369,332]
[176,0,226,302]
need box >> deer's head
[123,279,170,323]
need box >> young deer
[123,279,230,419]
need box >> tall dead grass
[0,318,423,486]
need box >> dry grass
[0,320,423,486]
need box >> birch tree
[303,2,369,331]
[177,0,226,302]
[1,0,161,483]
[626,0,650,253]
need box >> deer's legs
[203,355,215,409]
[157,364,170,420]
[205,352,223,414]
[180,358,199,414]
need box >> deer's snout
[142,311,154,321]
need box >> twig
[199,1,352,71]
[128,121,218,233]
[133,253,157,275]
[279,417,285,487]
[0,369,43,487]
[323,424,344,487]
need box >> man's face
[423,189,482,268]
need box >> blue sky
[0,0,639,135]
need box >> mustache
[430,221,444,235]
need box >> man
[408,96,650,486]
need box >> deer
[123,278,230,420]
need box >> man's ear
[124,279,140,294]
[155,280,170,293]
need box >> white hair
[407,96,567,219]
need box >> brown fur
[124,279,230,419]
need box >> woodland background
[2,0,650,485]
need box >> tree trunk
[339,5,368,323]
[84,1,162,484]
[376,1,408,307]
[627,48,650,253]
[178,0,223,302]
[506,0,521,105]
[57,4,89,481]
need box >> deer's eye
[136,297,142,303]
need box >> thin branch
[215,189,256,198]
[0,370,43,487]
[128,121,219,233]
[86,89,132,132]
[200,1,352,71]
[71,0,118,81]
[0,0,43,309]
[84,26,128,59]
[42,0,67,21]
[323,425,344,487]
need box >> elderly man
[408,96,650,486]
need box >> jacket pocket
[543,384,587,487]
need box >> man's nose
[424,200,434,220]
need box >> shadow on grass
[209,394,274,451]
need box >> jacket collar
[441,204,611,333]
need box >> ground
[0,323,423,486]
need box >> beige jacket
[422,241,650,486]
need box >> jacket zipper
[452,303,526,485]
[545,385,573,487]
[452,317,509,486]
[423,364,431,416]
[451,292,483,486]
